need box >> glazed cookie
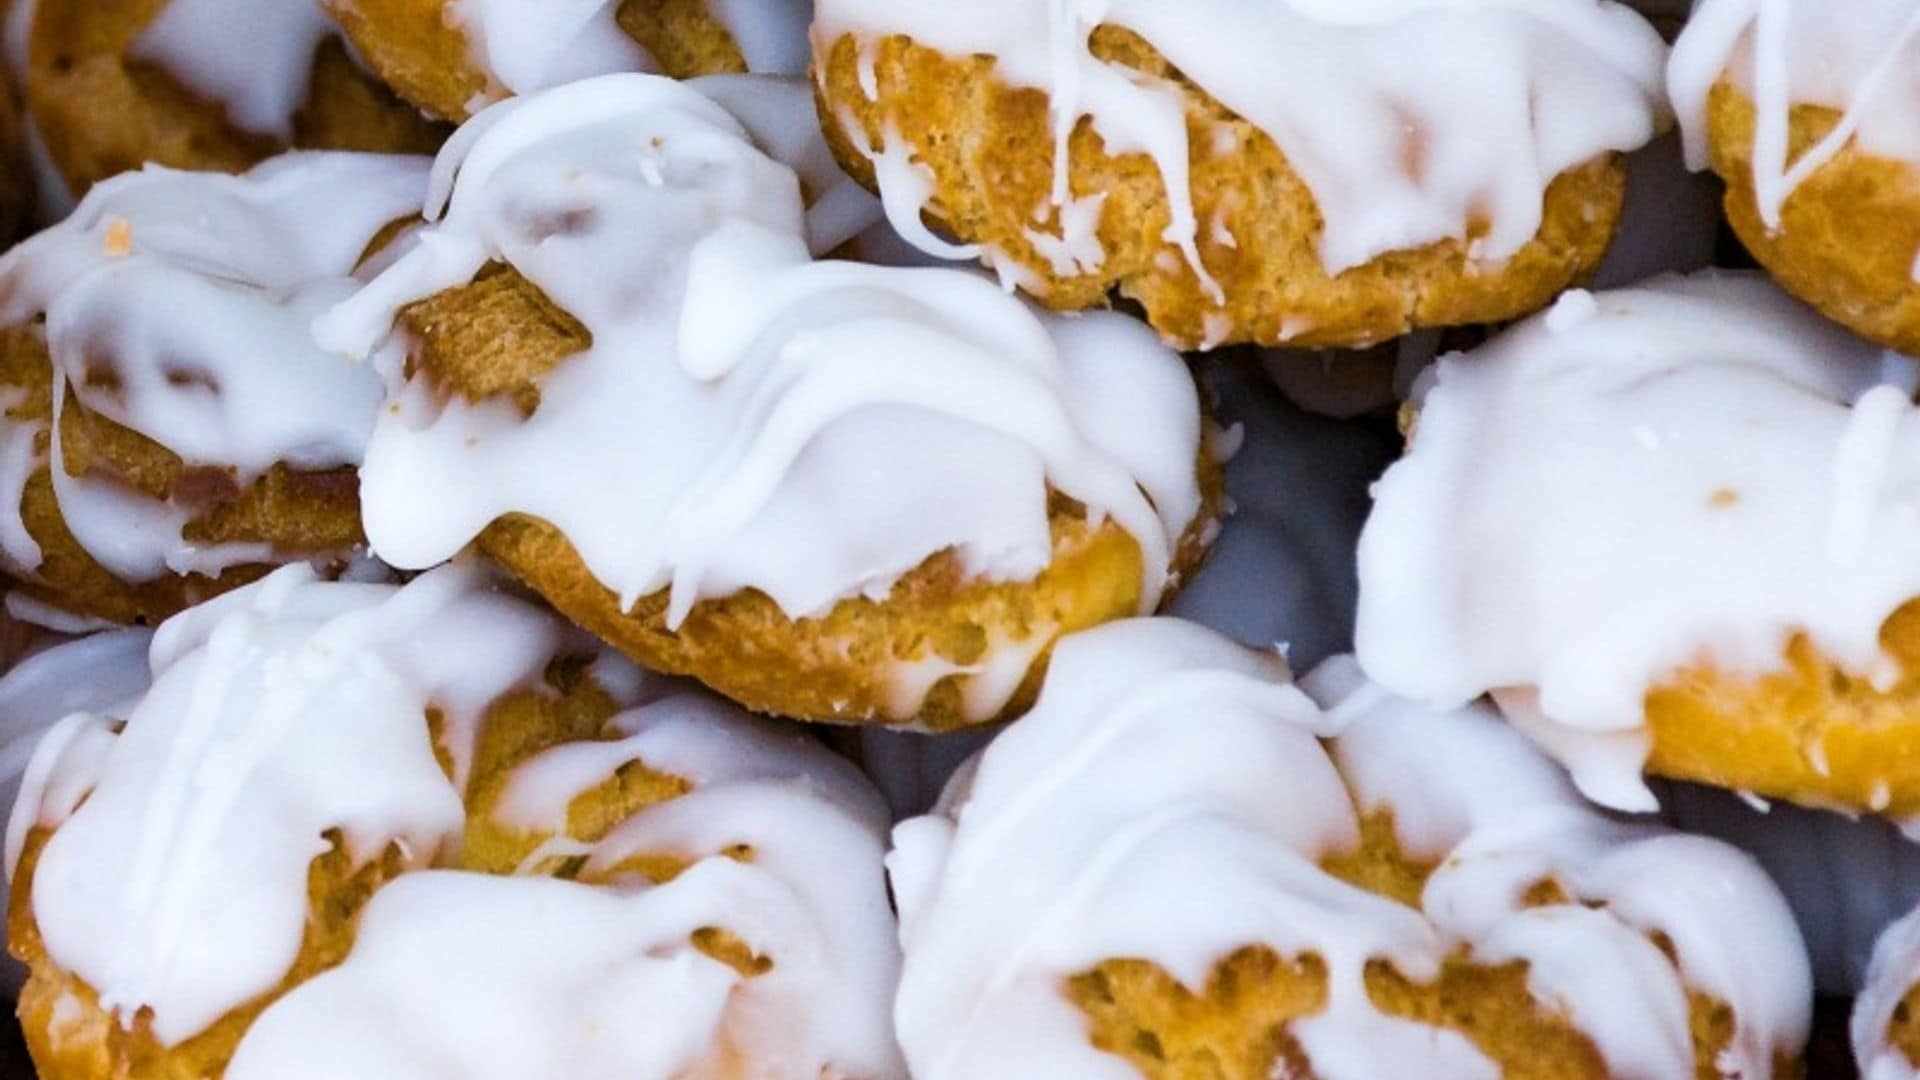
[0,151,428,625]
[1671,0,1920,353]
[319,75,1219,731]
[1358,272,1920,818]
[1858,904,1920,1079]
[321,0,812,122]
[812,0,1670,350]
[6,564,903,1079]
[891,621,1811,1079]
[17,0,445,194]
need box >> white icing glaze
[891,620,1810,1080]
[813,0,1669,277]
[128,0,337,140]
[0,152,428,584]
[317,74,1201,720]
[1168,359,1387,672]
[1859,906,1920,1080]
[227,685,902,1080]
[445,0,811,110]
[1355,272,1920,813]
[1671,0,1920,228]
[12,563,903,1076]
[1662,782,1920,996]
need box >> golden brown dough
[814,28,1629,351]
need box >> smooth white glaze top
[317,75,1203,720]
[445,0,812,109]
[128,0,338,140]
[1168,359,1387,672]
[889,623,1810,1080]
[813,0,1668,284]
[1671,0,1920,228]
[1858,905,1920,1080]
[1355,272,1920,814]
[10,564,905,1077]
[0,152,429,585]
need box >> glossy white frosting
[890,621,1810,1080]
[445,0,811,110]
[1859,906,1920,1080]
[1356,272,1920,814]
[1672,0,1920,228]
[813,0,1668,283]
[0,152,429,585]
[10,564,904,1076]
[318,75,1203,721]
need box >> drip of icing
[1168,360,1389,672]
[1671,0,1920,229]
[1355,271,1920,812]
[15,564,570,1044]
[0,153,428,584]
[127,0,337,141]
[317,75,1200,637]
[891,622,1810,1079]
[1857,906,1920,1080]
[813,0,1669,276]
[445,0,659,106]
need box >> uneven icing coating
[1355,272,1920,812]
[0,152,429,583]
[1168,359,1387,672]
[319,74,1201,631]
[128,0,337,140]
[1859,905,1920,1080]
[813,0,1668,277]
[1662,782,1920,996]
[891,623,1810,1079]
[446,0,810,106]
[1671,0,1920,228]
[10,564,904,1076]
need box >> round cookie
[1357,272,1920,819]
[890,621,1811,1079]
[17,0,446,194]
[0,151,429,625]
[6,563,903,1079]
[1671,0,1920,353]
[811,0,1670,350]
[319,74,1220,730]
[321,0,813,122]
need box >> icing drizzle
[813,0,1669,278]
[10,564,904,1077]
[1356,272,1920,813]
[889,620,1810,1079]
[317,74,1201,642]
[0,152,429,584]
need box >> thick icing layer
[814,0,1668,277]
[890,621,1809,1080]
[1663,782,1920,997]
[446,0,811,108]
[318,75,1202,696]
[0,152,429,584]
[1355,272,1920,812]
[1168,358,1388,671]
[11,564,903,1076]
[1671,0,1920,228]
[128,0,337,140]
